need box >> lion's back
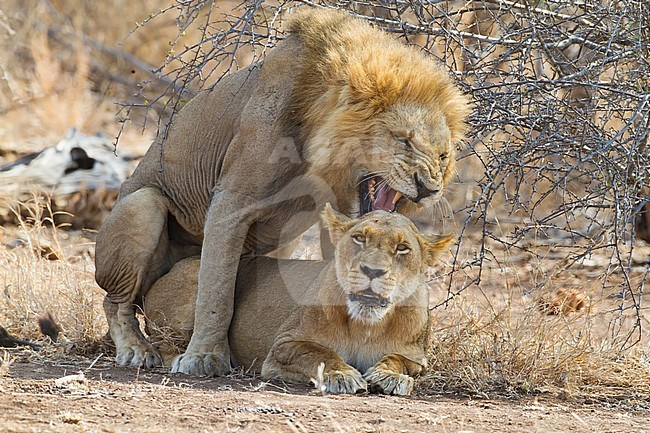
[117,63,262,235]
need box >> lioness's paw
[363,368,414,396]
[114,338,162,368]
[321,368,367,394]
[171,352,231,377]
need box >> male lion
[145,205,452,395]
[95,8,469,376]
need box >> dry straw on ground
[0,351,14,377]
[0,200,106,353]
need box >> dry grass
[0,198,106,354]
[0,0,181,155]
[422,232,650,404]
[426,298,650,399]
[0,351,14,377]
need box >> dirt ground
[0,353,647,433]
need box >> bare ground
[0,353,648,433]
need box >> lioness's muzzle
[349,289,388,308]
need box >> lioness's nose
[360,265,387,280]
[414,173,439,203]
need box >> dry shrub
[0,198,106,353]
[423,242,650,403]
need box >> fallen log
[0,129,135,229]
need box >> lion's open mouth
[349,289,389,308]
[359,176,405,215]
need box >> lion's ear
[321,203,354,245]
[419,233,453,268]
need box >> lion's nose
[360,265,387,280]
[413,173,439,203]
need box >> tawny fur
[96,7,469,376]
[145,206,452,395]
[538,288,589,316]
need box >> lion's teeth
[368,178,376,201]
[392,191,403,205]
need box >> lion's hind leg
[102,297,161,368]
[96,187,176,368]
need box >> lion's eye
[396,244,411,255]
[352,234,366,245]
[396,137,412,149]
[440,153,448,161]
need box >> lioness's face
[322,205,452,324]
[354,104,454,216]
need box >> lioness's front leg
[171,189,257,377]
[262,341,367,394]
[363,354,425,396]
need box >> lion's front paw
[319,367,367,394]
[363,367,414,396]
[171,351,231,377]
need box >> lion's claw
[171,352,231,377]
[363,367,413,396]
[322,368,367,394]
[114,338,162,369]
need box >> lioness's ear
[419,233,454,268]
[321,203,354,244]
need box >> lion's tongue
[372,187,399,212]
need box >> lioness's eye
[352,234,366,245]
[396,244,411,255]
[440,153,448,161]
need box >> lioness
[144,205,452,395]
[96,8,469,376]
